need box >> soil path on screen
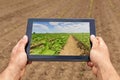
[60,35,87,55]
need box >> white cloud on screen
[32,23,49,33]
[49,22,59,26]
[32,22,90,33]
[52,22,90,33]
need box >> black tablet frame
[26,18,96,61]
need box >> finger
[27,61,32,65]
[12,44,18,53]
[92,66,98,75]
[96,37,106,46]
[12,39,23,53]
[90,35,98,48]
[87,61,94,67]
[20,68,26,77]
[17,35,28,52]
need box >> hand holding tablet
[26,18,96,61]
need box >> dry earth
[0,0,120,80]
[60,35,87,55]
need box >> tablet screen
[30,22,90,56]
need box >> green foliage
[30,33,90,55]
[71,33,90,49]
[30,33,69,55]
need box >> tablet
[26,18,96,61]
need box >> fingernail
[91,35,95,38]
[23,35,27,39]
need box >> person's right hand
[88,35,111,75]
[88,35,120,80]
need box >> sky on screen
[32,22,90,33]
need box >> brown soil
[60,35,86,55]
[0,0,120,80]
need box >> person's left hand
[0,35,29,80]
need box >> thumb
[17,35,28,52]
[90,35,98,48]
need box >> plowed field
[0,0,120,80]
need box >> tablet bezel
[26,18,96,61]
